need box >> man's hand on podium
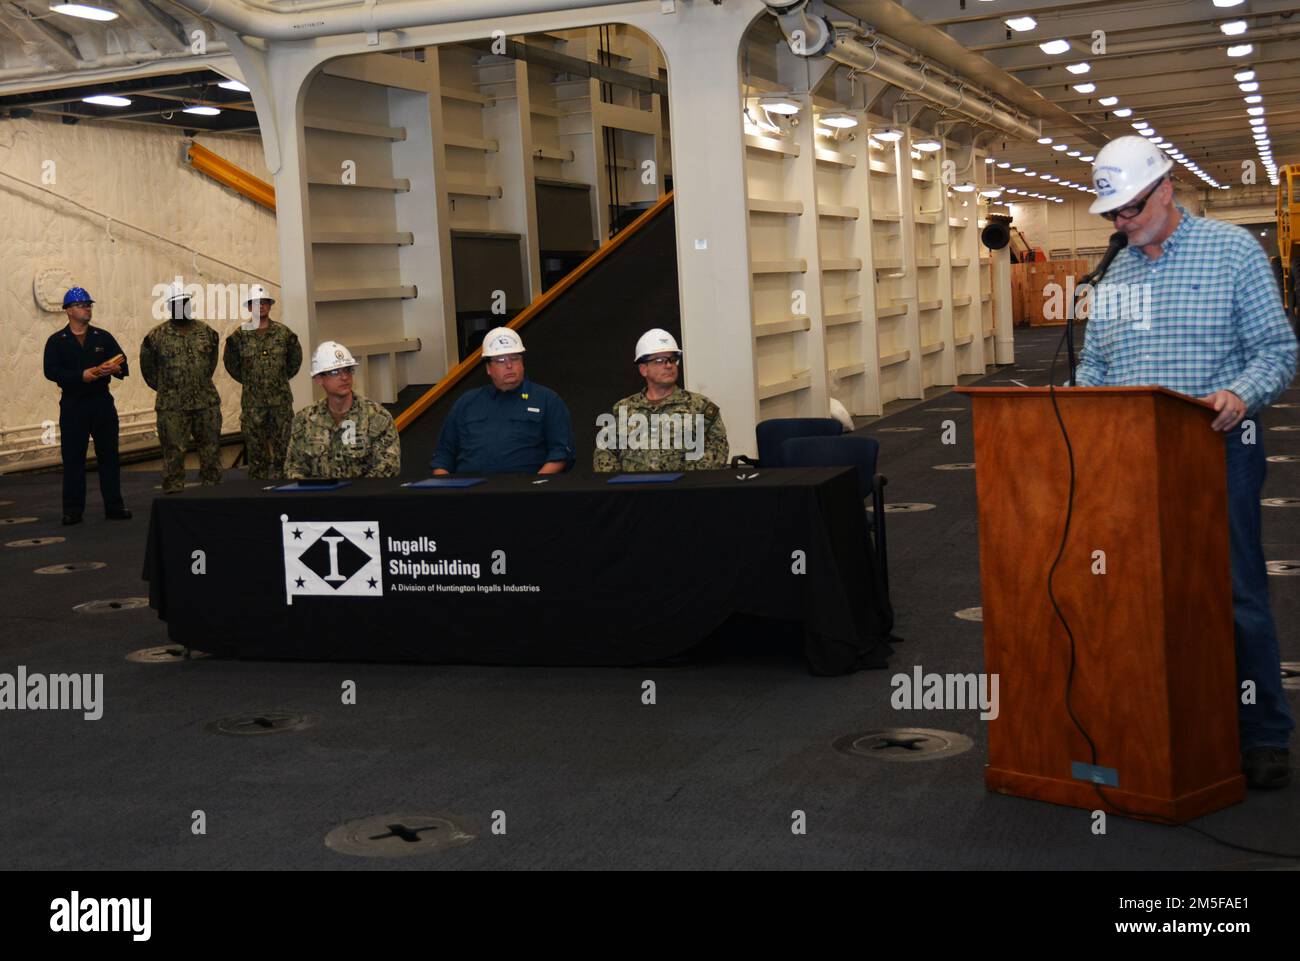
[1200,390,1247,432]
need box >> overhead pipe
[764,0,1040,144]
[165,0,650,42]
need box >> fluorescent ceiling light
[1234,70,1255,82]
[873,127,904,141]
[979,187,1003,198]
[1080,155,1094,162]
[1066,63,1091,74]
[1226,44,1253,57]
[1067,150,1081,157]
[1039,39,1071,56]
[1012,166,1026,172]
[1053,143,1068,151]
[1098,96,1118,106]
[218,80,251,93]
[1220,20,1248,36]
[1037,136,1053,144]
[1072,83,1096,94]
[760,96,800,115]
[914,138,943,152]
[1005,17,1037,32]
[1025,171,1039,177]
[1247,106,1265,116]
[820,112,858,129]
[1113,108,1133,117]
[183,106,222,116]
[1131,121,1149,129]
[953,182,977,193]
[1239,81,1259,92]
[1244,95,1262,104]
[83,95,131,107]
[1249,117,1266,126]
[50,3,117,20]
[997,162,1011,168]
[985,157,996,164]
[1156,141,1172,148]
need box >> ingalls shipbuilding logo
[50,892,150,941]
[281,515,383,604]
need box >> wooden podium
[956,386,1245,821]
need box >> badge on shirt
[527,407,540,413]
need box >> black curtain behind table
[144,471,895,674]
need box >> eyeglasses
[1101,178,1164,222]
[641,356,680,367]
[321,367,354,378]
[487,355,522,367]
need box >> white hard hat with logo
[311,341,358,376]
[482,327,525,357]
[244,284,276,307]
[1088,135,1173,215]
[634,328,681,362]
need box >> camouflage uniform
[283,393,401,479]
[140,320,222,492]
[223,321,302,479]
[593,385,728,472]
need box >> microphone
[1083,230,1130,286]
[1067,231,1130,385]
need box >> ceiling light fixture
[1005,17,1037,32]
[83,95,132,107]
[1037,136,1053,144]
[760,96,801,115]
[183,106,222,116]
[1053,143,1068,151]
[1067,63,1091,74]
[1226,44,1253,57]
[1073,83,1097,94]
[873,127,904,141]
[1239,81,1259,92]
[50,3,118,20]
[1113,108,1133,117]
[820,112,859,129]
[218,79,251,93]
[1098,96,1118,106]
[1220,20,1248,36]
[1039,39,1072,55]
[1234,69,1256,82]
[914,137,943,152]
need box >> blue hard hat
[62,287,94,308]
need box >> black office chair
[731,417,843,469]
[781,434,890,604]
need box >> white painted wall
[0,114,277,468]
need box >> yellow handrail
[187,141,276,211]
[394,191,675,432]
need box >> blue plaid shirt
[1075,207,1297,413]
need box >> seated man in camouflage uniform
[593,328,728,472]
[283,341,400,479]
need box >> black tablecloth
[142,468,894,673]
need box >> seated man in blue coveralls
[431,327,574,476]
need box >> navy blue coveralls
[43,324,128,515]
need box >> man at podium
[1076,135,1298,789]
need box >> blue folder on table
[404,477,486,489]
[606,473,684,484]
[273,480,351,491]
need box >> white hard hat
[634,328,681,362]
[164,280,191,305]
[1088,135,1173,215]
[244,284,276,307]
[311,341,357,376]
[482,327,525,358]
